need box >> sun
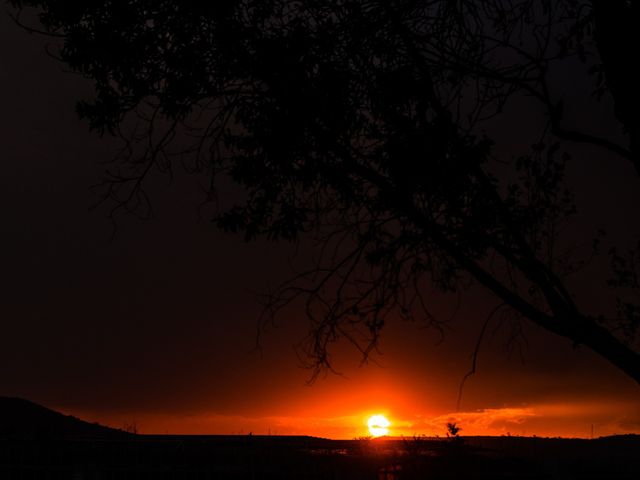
[367,414,390,437]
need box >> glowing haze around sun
[367,414,390,437]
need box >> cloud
[403,407,536,436]
[68,399,640,439]
[395,399,640,438]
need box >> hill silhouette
[1,398,639,478]
[0,397,129,439]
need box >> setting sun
[367,414,390,437]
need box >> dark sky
[1,11,638,439]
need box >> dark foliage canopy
[11,0,640,383]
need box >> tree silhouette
[446,422,460,438]
[10,0,639,383]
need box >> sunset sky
[1,10,638,440]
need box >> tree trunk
[592,0,640,174]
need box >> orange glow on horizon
[65,399,640,440]
[58,375,640,440]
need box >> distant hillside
[0,397,130,439]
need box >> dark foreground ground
[1,434,639,480]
